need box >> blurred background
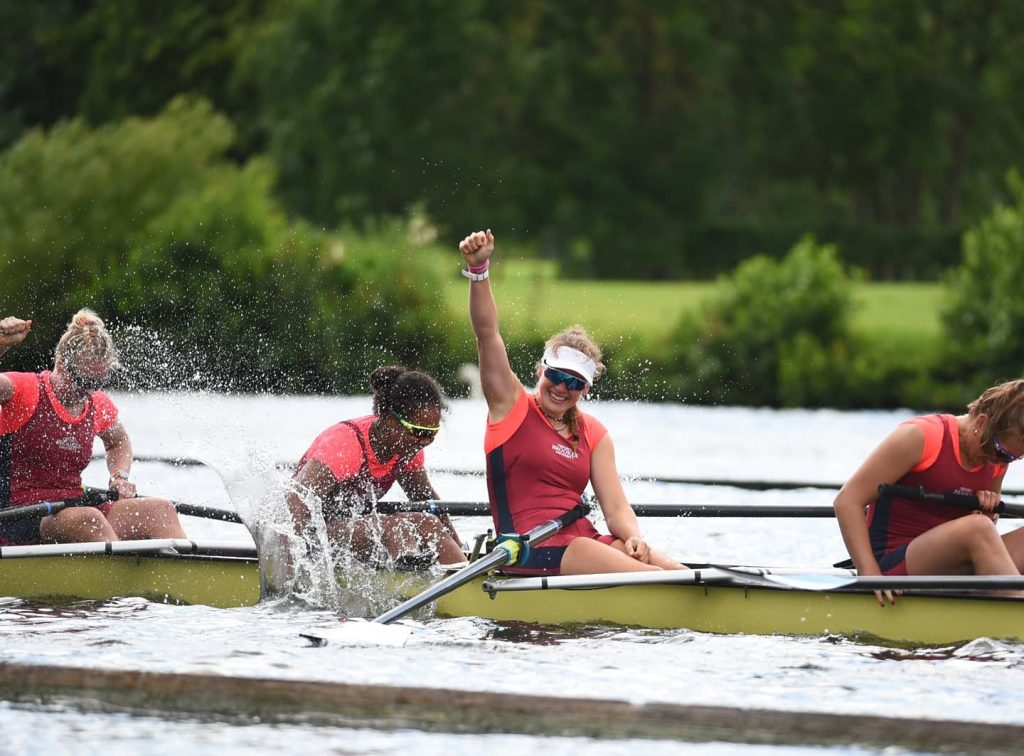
[2,0,1024,408]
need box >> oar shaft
[879,484,1024,518]
[372,501,590,624]
[0,489,116,523]
[369,501,838,518]
[81,487,243,524]
[173,502,244,524]
[372,545,511,625]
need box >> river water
[1,392,1022,754]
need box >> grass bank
[438,257,943,363]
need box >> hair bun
[71,308,104,331]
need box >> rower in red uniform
[458,229,684,575]
[287,366,465,565]
[0,310,186,545]
[834,380,1024,604]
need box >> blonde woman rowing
[0,310,185,545]
[459,229,683,575]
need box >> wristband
[461,268,490,282]
[467,260,490,274]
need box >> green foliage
[941,170,1024,393]
[0,100,462,393]
[667,236,860,407]
[0,97,236,366]
[7,1,1024,281]
[231,0,1024,278]
[0,0,265,148]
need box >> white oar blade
[765,573,856,591]
[300,618,415,647]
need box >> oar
[369,500,839,517]
[752,571,1024,592]
[0,538,257,560]
[372,500,591,625]
[87,455,1024,497]
[81,486,244,524]
[0,488,116,523]
[878,483,1024,518]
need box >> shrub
[941,170,1024,396]
[0,98,461,393]
[667,236,860,406]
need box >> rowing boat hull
[435,576,1023,646]
[3,551,1021,646]
[0,552,261,608]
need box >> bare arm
[0,317,32,402]
[399,467,461,543]
[287,459,339,533]
[833,423,925,576]
[0,374,13,405]
[98,421,137,498]
[590,434,650,562]
[459,229,521,422]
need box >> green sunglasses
[393,411,441,439]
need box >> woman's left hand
[624,536,651,564]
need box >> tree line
[3,1,1024,406]
[4,0,1023,279]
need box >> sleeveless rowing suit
[297,415,424,518]
[867,414,1004,575]
[0,371,119,545]
[485,388,612,575]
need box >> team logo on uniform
[551,443,578,460]
[56,436,81,451]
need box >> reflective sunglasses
[992,436,1024,463]
[543,367,587,392]
[393,412,441,439]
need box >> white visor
[541,346,597,387]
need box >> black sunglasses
[69,368,111,392]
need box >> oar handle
[878,483,1024,518]
[0,488,118,524]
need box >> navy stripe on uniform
[487,446,516,534]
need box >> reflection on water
[2,394,1024,751]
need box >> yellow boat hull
[436,576,1023,646]
[0,552,261,609]
[4,552,1021,646]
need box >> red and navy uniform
[0,371,119,545]
[484,388,613,575]
[297,415,424,518]
[868,414,1004,575]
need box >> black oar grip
[82,488,119,506]
[878,483,1005,514]
[546,500,591,535]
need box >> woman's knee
[147,498,179,521]
[404,513,444,538]
[41,507,112,540]
[957,514,1001,543]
